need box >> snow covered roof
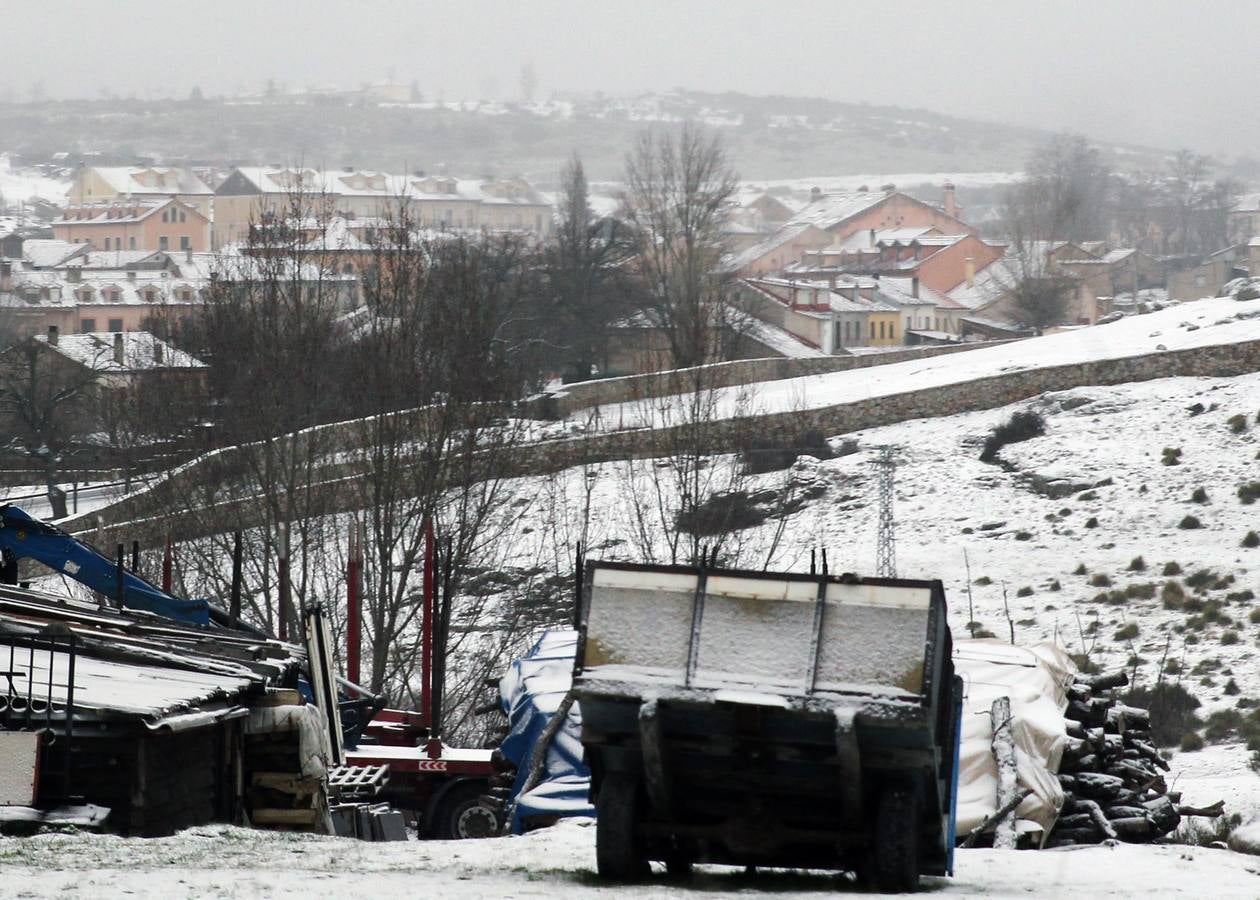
[788,189,891,230]
[35,331,206,372]
[53,198,205,226]
[89,166,213,197]
[724,222,825,272]
[0,586,297,724]
[220,168,550,208]
[22,239,87,268]
[728,310,829,358]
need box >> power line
[875,445,897,578]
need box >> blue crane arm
[0,504,210,626]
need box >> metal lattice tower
[875,446,897,578]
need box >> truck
[572,560,964,892]
[0,503,501,839]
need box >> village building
[52,198,211,253]
[212,168,554,248]
[67,166,214,219]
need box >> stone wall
[73,336,1260,549]
[534,340,1018,419]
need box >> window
[179,211,186,223]
[79,318,96,332]
[180,236,190,250]
[108,318,123,332]
[879,321,885,340]
[159,236,169,251]
[342,263,354,275]
[870,321,875,339]
[129,237,136,250]
[103,237,111,250]
[161,210,169,223]
[906,316,912,332]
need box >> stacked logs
[1047,670,1223,847]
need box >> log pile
[1047,670,1222,847]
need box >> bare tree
[622,122,738,370]
[0,337,102,517]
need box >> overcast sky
[6,0,1251,159]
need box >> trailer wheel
[871,784,920,893]
[596,775,649,881]
[434,783,501,840]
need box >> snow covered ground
[0,157,68,207]
[5,819,1260,898]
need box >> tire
[433,782,501,840]
[872,785,921,893]
[596,775,649,881]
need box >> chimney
[809,186,822,203]
[911,276,920,299]
[113,332,125,366]
[869,228,876,246]
[67,266,81,283]
[0,260,11,293]
[964,256,976,288]
[185,247,193,263]
[153,341,164,365]
[943,180,958,219]
[47,324,58,346]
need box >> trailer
[573,561,964,892]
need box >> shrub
[1180,731,1205,752]
[1125,582,1156,600]
[1162,580,1186,608]
[1073,563,1088,575]
[1222,630,1241,646]
[1162,447,1183,466]
[1125,683,1202,746]
[1185,569,1216,590]
[1114,622,1139,641]
[1128,555,1146,571]
[1077,490,1098,501]
[1089,573,1113,587]
[974,575,993,586]
[1178,515,1202,530]
[740,427,835,474]
[1016,586,1034,597]
[1228,414,1249,434]
[980,410,1046,462]
[1243,531,1260,549]
[1163,561,1182,576]
[1014,531,1032,541]
[1069,653,1100,674]
[1227,590,1255,602]
[1049,579,1061,592]
[1225,678,1241,696]
[675,490,768,535]
[1190,487,1209,504]
[1250,608,1260,625]
[1085,517,1099,529]
[1239,482,1260,505]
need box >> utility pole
[875,445,897,578]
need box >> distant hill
[0,89,1169,184]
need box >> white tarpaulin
[953,639,1076,845]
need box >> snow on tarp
[953,639,1075,845]
[498,630,592,832]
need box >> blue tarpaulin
[498,629,593,833]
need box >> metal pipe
[277,525,290,642]
[162,535,173,593]
[115,544,126,607]
[229,531,243,627]
[346,524,360,685]
[131,540,141,576]
[420,517,434,729]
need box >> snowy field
[5,819,1260,899]
[0,158,68,207]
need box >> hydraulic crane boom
[0,504,211,625]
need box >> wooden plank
[251,772,322,795]
[252,808,318,825]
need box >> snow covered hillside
[4,820,1260,898]
[571,295,1260,431]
